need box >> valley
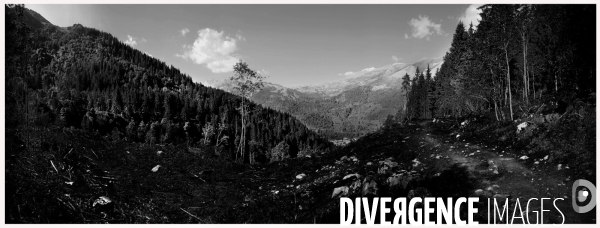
[216,58,444,139]
[4,4,596,224]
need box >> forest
[399,4,595,121]
[4,5,334,164]
[397,4,595,177]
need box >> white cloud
[177,28,244,73]
[459,4,483,29]
[339,67,375,77]
[362,67,375,72]
[180,28,190,36]
[340,71,354,76]
[144,52,152,57]
[258,69,270,76]
[404,33,410,39]
[236,34,246,42]
[141,37,147,43]
[392,55,401,62]
[408,15,444,40]
[124,35,138,47]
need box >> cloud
[177,28,245,73]
[124,35,138,47]
[339,71,354,76]
[180,28,190,36]
[408,15,444,40]
[141,37,147,43]
[458,4,483,29]
[404,33,410,39]
[258,69,270,76]
[392,55,401,62]
[339,67,375,77]
[362,67,375,72]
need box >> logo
[572,179,596,213]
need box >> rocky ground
[5,118,596,223]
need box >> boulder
[545,113,560,124]
[343,174,361,181]
[407,187,432,200]
[488,160,499,175]
[474,189,494,198]
[296,173,306,180]
[332,186,349,198]
[516,122,529,133]
[378,158,398,175]
[92,196,114,213]
[362,175,379,197]
[151,165,161,172]
[349,179,362,196]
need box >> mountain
[215,58,443,139]
[5,6,333,163]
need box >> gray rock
[343,173,361,181]
[332,186,349,198]
[408,187,432,200]
[362,175,379,197]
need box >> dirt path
[404,120,595,224]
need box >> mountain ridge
[214,57,444,139]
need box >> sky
[25,4,482,87]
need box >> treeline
[398,4,595,120]
[5,5,333,163]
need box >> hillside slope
[5,6,333,164]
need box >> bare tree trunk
[532,69,536,99]
[505,45,514,121]
[494,99,500,121]
[554,71,558,92]
[522,33,528,103]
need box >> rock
[157,150,163,156]
[474,189,494,198]
[378,158,398,175]
[461,120,470,126]
[493,193,511,200]
[343,174,361,181]
[534,161,539,165]
[362,175,379,197]
[332,186,349,198]
[557,164,562,170]
[151,165,161,172]
[387,175,402,188]
[519,156,529,160]
[408,187,432,200]
[543,155,549,160]
[350,156,359,162]
[474,189,484,196]
[517,122,529,133]
[296,173,306,180]
[349,179,362,196]
[412,158,421,168]
[366,162,373,166]
[488,160,499,175]
[545,113,560,124]
[92,196,114,212]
